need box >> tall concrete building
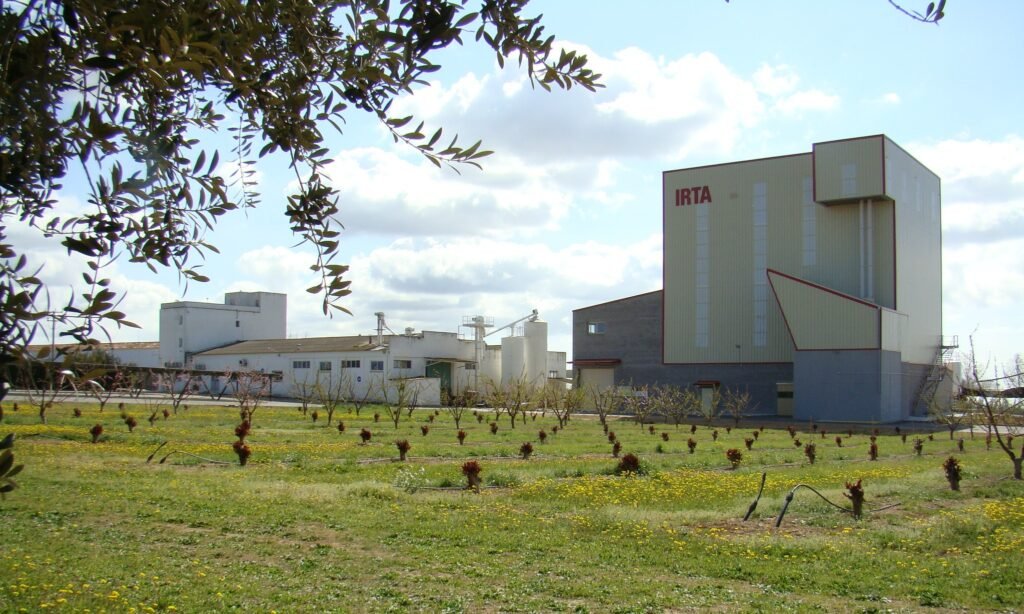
[159,291,287,368]
[574,135,956,423]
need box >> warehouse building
[574,135,956,423]
[153,292,564,405]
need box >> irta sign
[674,186,712,206]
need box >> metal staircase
[913,335,959,416]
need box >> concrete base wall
[622,362,794,416]
[793,349,909,423]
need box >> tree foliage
[0,0,601,362]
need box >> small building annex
[573,135,956,423]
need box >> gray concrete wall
[794,350,880,422]
[879,350,904,423]
[573,291,663,372]
[573,291,792,414]
[792,349,916,423]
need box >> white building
[119,292,565,406]
[159,291,286,368]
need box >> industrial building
[574,135,956,423]
[151,292,562,405]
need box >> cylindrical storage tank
[524,319,548,387]
[501,336,527,385]
[478,346,501,391]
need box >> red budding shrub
[462,460,483,490]
[726,448,743,469]
[616,453,641,474]
[844,479,865,519]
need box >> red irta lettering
[675,186,712,206]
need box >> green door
[426,362,452,399]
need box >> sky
[13,0,1024,372]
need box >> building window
[695,203,710,348]
[319,361,332,371]
[235,320,240,328]
[178,337,182,348]
[587,322,607,335]
[341,360,360,369]
[293,360,311,369]
[752,181,768,348]
[370,360,384,372]
[465,363,476,371]
[548,370,559,378]
[178,315,183,325]
[393,359,412,369]
[802,176,816,267]
[841,163,857,197]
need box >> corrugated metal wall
[662,136,941,376]
[885,137,943,365]
[664,155,811,364]
[768,270,879,350]
[813,136,886,203]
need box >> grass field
[1,399,1022,612]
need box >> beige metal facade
[663,135,940,366]
[767,270,879,350]
[886,142,943,364]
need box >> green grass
[1,401,1022,612]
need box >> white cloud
[914,135,1024,188]
[909,135,1024,365]
[753,64,800,97]
[320,147,580,238]
[751,63,840,116]
[913,135,1024,244]
[880,92,901,105]
[389,47,831,164]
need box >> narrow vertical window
[841,163,857,197]
[695,203,710,348]
[752,182,768,348]
[802,177,816,267]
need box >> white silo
[524,318,548,387]
[501,335,527,385]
